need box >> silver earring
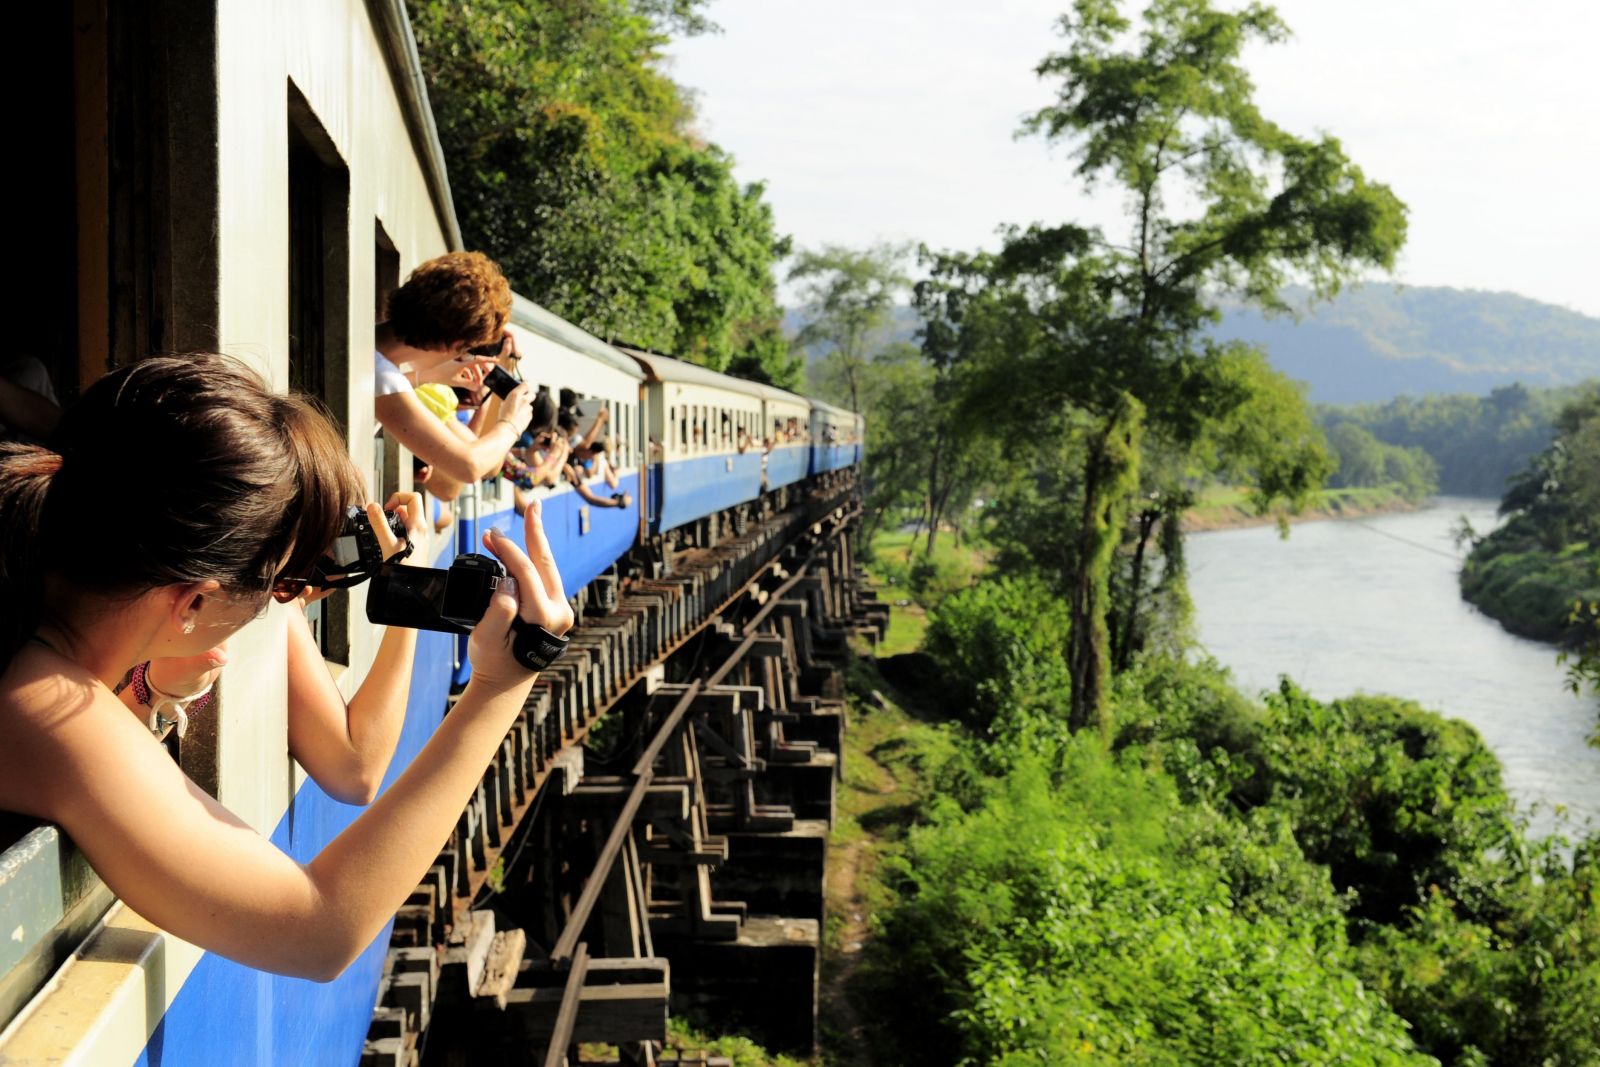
[182,621,195,635]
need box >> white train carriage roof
[511,295,644,381]
[811,398,856,420]
[615,345,768,401]
[756,382,811,411]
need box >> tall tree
[965,0,1406,732]
[408,0,797,385]
[789,243,910,411]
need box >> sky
[666,1,1600,317]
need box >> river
[1187,497,1599,839]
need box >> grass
[818,656,963,1066]
[1185,483,1417,529]
[859,530,988,657]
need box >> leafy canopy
[408,0,797,385]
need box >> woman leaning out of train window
[0,356,572,982]
[120,490,430,807]
[374,252,533,502]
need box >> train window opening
[288,83,352,664]
[374,218,401,500]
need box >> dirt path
[816,678,923,1067]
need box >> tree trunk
[1067,396,1144,736]
[1115,507,1160,672]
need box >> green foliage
[1352,853,1600,1067]
[1461,386,1600,645]
[922,576,1073,737]
[1326,422,1440,503]
[1255,683,1516,926]
[1322,382,1591,497]
[869,744,1432,1066]
[407,0,796,384]
[890,565,1600,1067]
[664,1016,808,1067]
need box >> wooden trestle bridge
[361,484,887,1066]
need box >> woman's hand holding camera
[373,492,427,567]
[468,498,574,690]
[417,357,494,392]
[496,383,533,437]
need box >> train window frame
[287,83,353,666]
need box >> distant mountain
[783,285,1600,403]
[1211,285,1600,403]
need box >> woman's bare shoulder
[0,647,143,818]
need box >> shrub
[1257,683,1516,925]
[921,576,1072,736]
[868,743,1432,1066]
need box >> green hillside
[1213,284,1600,403]
[787,286,1600,404]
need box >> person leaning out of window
[374,251,533,502]
[0,355,571,980]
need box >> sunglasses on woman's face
[467,334,511,359]
[271,577,309,603]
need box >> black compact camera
[367,552,504,635]
[311,505,409,589]
[367,552,571,670]
[483,365,520,400]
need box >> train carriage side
[809,399,858,476]
[452,296,645,598]
[760,385,812,491]
[619,348,768,536]
[0,3,483,1065]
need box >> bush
[1353,845,1600,1067]
[868,743,1432,1066]
[921,576,1072,736]
[1257,683,1516,926]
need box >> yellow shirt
[415,383,459,422]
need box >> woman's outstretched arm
[0,504,570,981]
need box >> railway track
[362,488,887,1066]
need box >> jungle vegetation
[1459,386,1600,703]
[1320,382,1595,498]
[402,0,1599,1061]
[407,0,799,386]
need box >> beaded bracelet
[130,661,215,739]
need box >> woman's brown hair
[385,251,512,351]
[0,355,363,669]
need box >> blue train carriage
[451,296,646,624]
[620,347,769,549]
[759,384,814,500]
[809,399,861,477]
[0,2,504,1064]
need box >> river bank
[1182,484,1421,532]
[1188,498,1598,837]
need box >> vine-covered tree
[955,0,1406,731]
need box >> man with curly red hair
[374,252,534,511]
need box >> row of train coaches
[0,3,862,1065]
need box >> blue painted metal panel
[134,624,458,1067]
[808,443,856,476]
[764,445,808,491]
[657,453,763,534]
[450,473,641,686]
